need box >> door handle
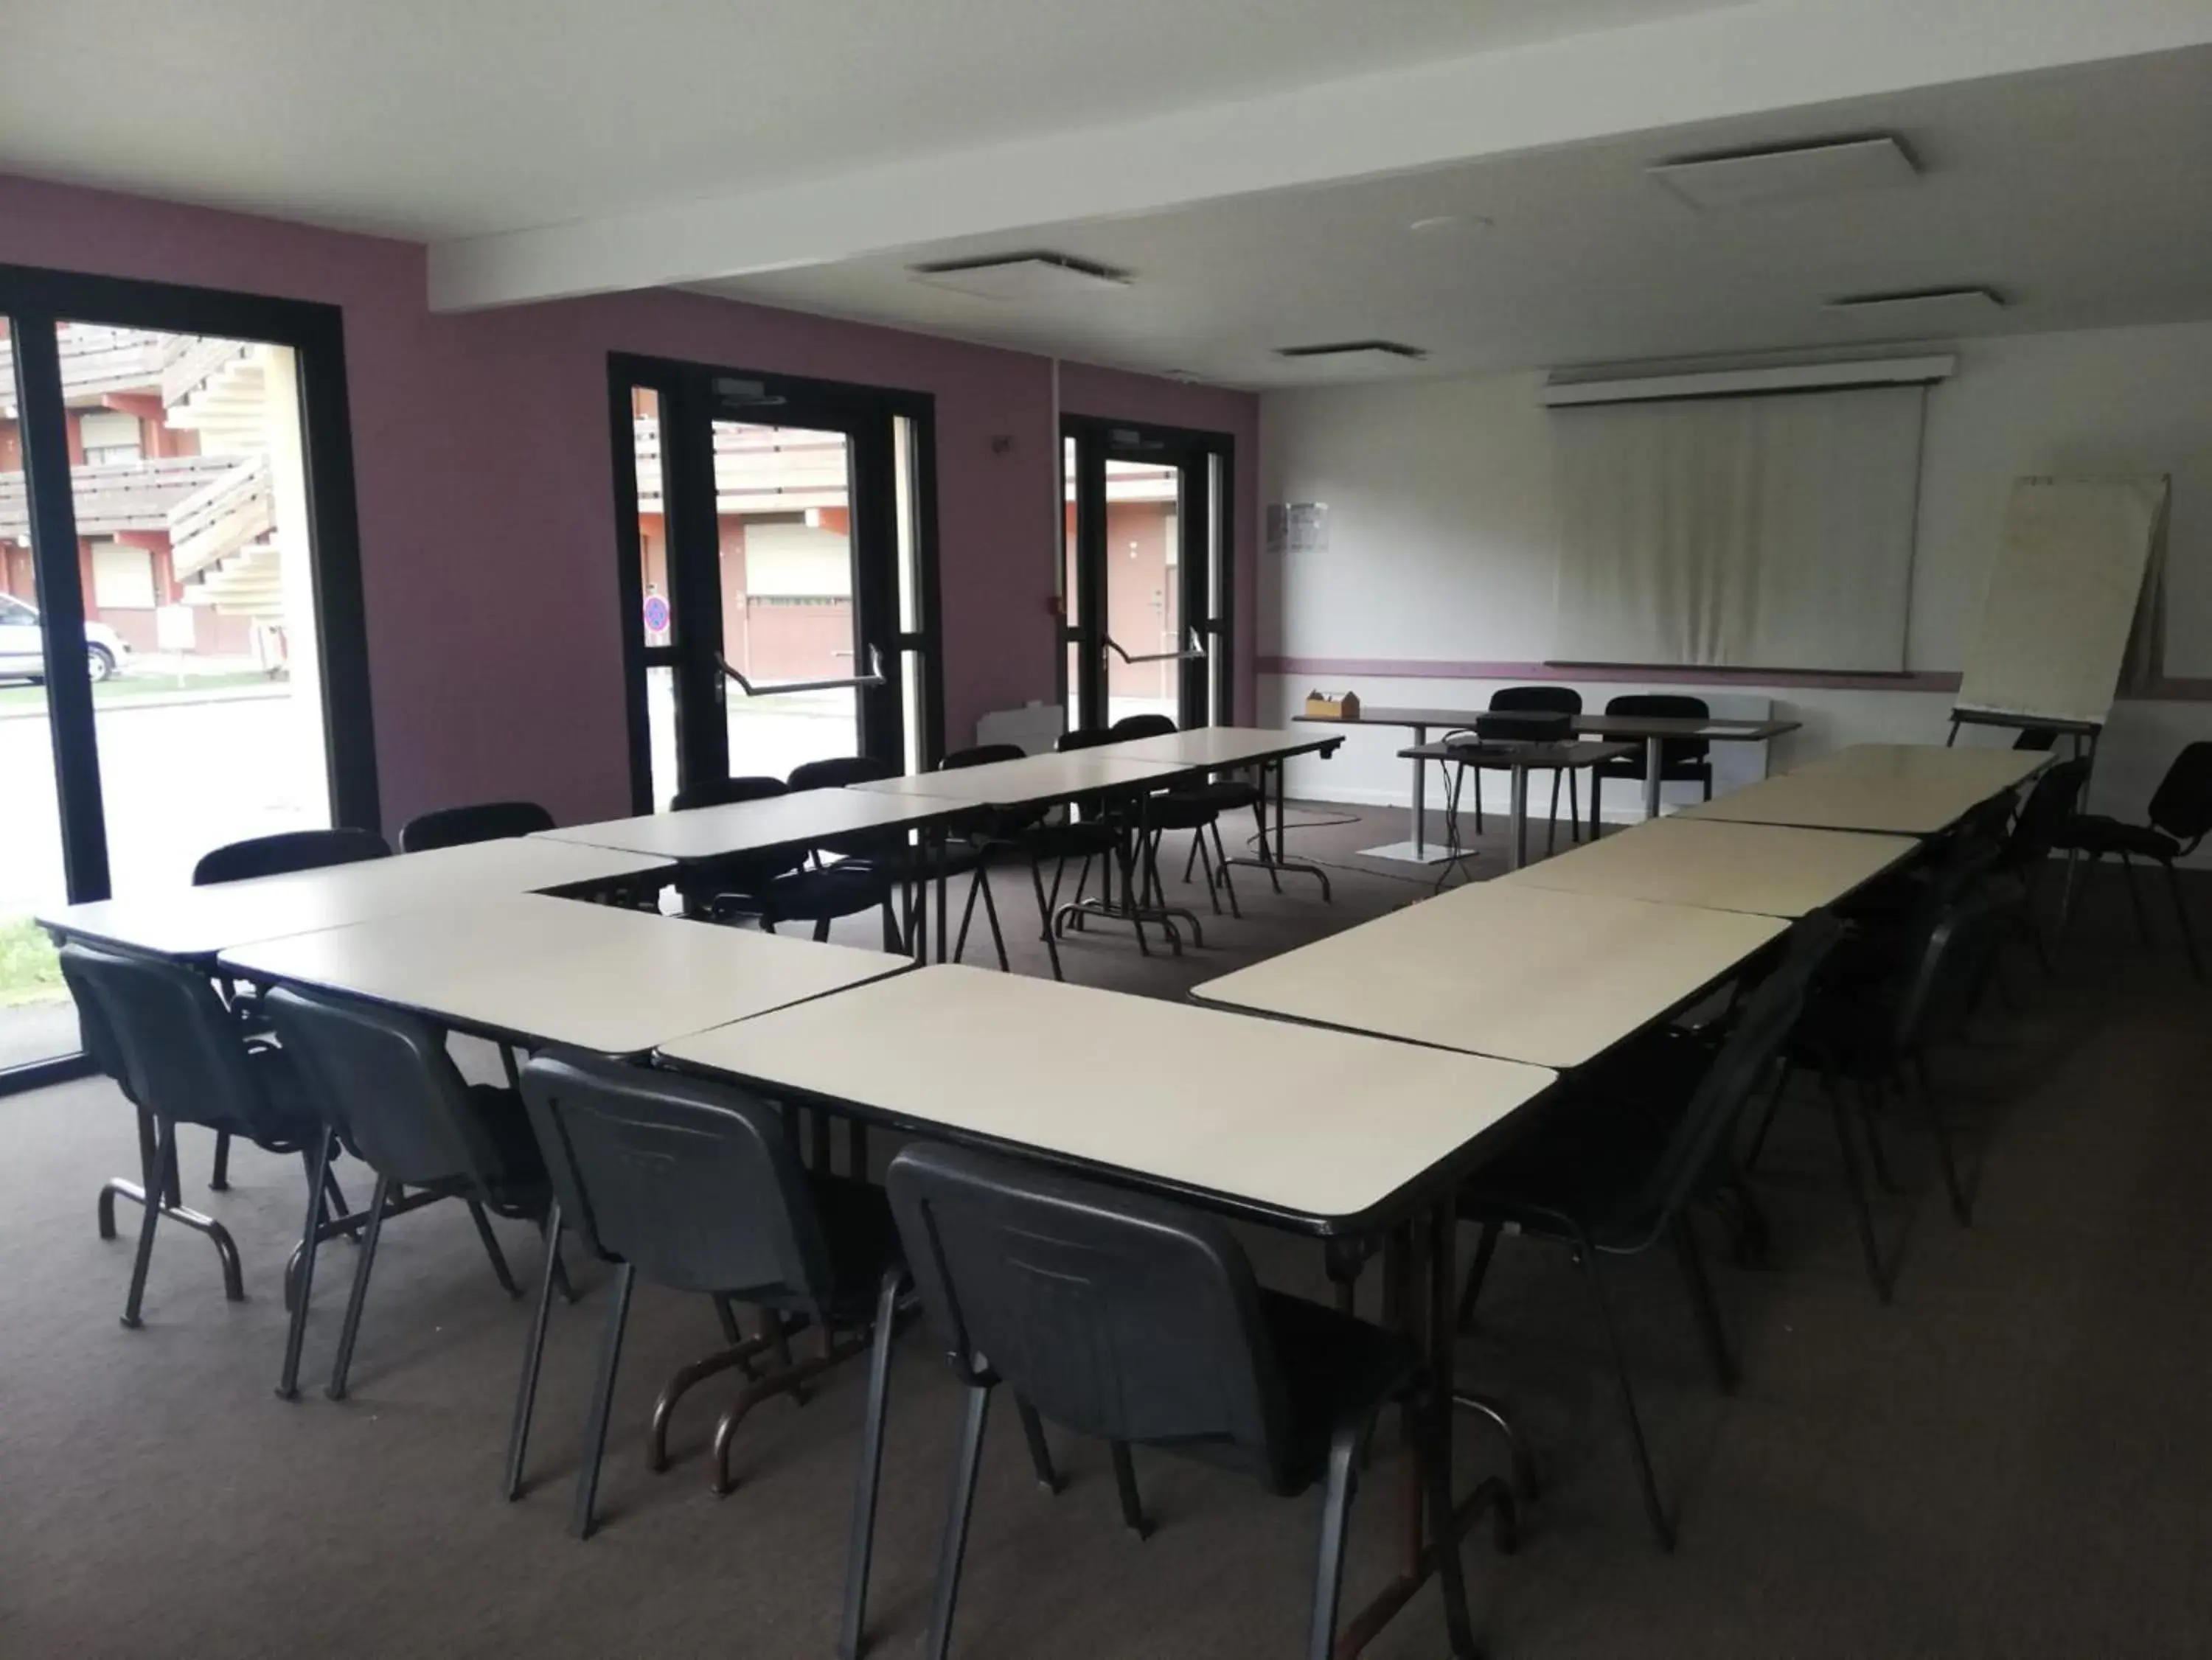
[720,644,888,696]
[1102,629,1207,666]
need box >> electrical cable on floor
[1233,806,1478,891]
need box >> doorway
[0,268,375,1094]
[613,358,939,809]
[1061,416,1232,733]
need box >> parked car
[0,593,133,683]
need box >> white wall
[1259,318,2212,854]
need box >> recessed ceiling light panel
[1649,135,1919,210]
[908,251,1130,300]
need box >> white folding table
[38,837,671,966]
[1498,814,1916,918]
[1680,743,2048,837]
[1192,880,1787,1072]
[220,892,912,1057]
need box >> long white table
[1191,880,1787,1071]
[1680,742,2047,836]
[38,837,670,964]
[658,963,1553,1234]
[846,749,1194,807]
[220,892,911,1056]
[1499,814,1916,918]
[537,787,971,863]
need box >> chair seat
[713,863,894,925]
[853,843,989,884]
[1019,820,1123,861]
[231,1043,327,1151]
[1137,795,1218,831]
[2062,815,2180,861]
[1170,780,1262,812]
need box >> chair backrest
[262,986,514,1189]
[2013,727,2059,751]
[790,756,900,792]
[397,799,555,852]
[885,1142,1295,1486]
[940,743,1026,770]
[672,775,787,812]
[1628,911,1843,1229]
[192,827,390,887]
[58,943,280,1139]
[2006,758,2090,868]
[1604,694,1711,764]
[1489,686,1582,716]
[1109,714,1178,740]
[1891,883,2020,1054]
[1056,727,1119,753]
[56,948,134,1104]
[2149,742,2212,851]
[518,1054,840,1310]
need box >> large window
[0,267,375,1095]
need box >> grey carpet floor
[4,803,2210,1659]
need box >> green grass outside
[0,915,67,1008]
[0,669,279,714]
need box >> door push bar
[1102,629,1208,666]
[719,644,888,697]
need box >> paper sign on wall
[1266,502,1329,554]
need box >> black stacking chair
[1107,713,1241,925]
[262,986,557,1401]
[1591,694,1714,826]
[1051,727,1164,955]
[192,825,392,1190]
[1451,687,1585,848]
[397,799,555,851]
[2055,741,2212,979]
[880,1143,1481,1660]
[945,742,1119,981]
[1996,758,2091,972]
[511,1055,905,1541]
[790,755,1004,963]
[675,775,902,949]
[58,944,343,1333]
[1457,913,1841,1549]
[2014,727,2060,751]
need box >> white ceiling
[0,0,1719,240]
[703,45,2212,385]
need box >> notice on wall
[1266,501,1329,554]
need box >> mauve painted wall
[0,172,1258,829]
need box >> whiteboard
[1955,476,2168,728]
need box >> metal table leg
[1643,736,1664,821]
[1363,722,1453,865]
[1222,757,1334,896]
[1509,764,1530,872]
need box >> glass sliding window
[1102,455,1182,728]
[0,315,80,1073]
[628,385,680,808]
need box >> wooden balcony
[0,453,237,541]
[0,324,172,410]
[633,417,853,514]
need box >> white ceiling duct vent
[908,252,1131,300]
[1276,340,1429,365]
[1825,287,2007,324]
[1649,135,1919,210]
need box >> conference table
[658,963,1554,1657]
[37,836,671,966]
[1678,742,2048,837]
[1192,879,1788,1072]
[1499,814,1916,917]
[219,892,912,1059]
[1300,704,1801,862]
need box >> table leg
[1509,765,1529,872]
[935,827,949,964]
[1644,736,1664,821]
[1361,724,1454,865]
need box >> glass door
[1062,418,1232,733]
[0,275,375,1095]
[613,358,939,808]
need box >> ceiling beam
[426,0,2212,312]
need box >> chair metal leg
[1546,769,1562,857]
[923,1382,992,1660]
[1183,831,1201,884]
[975,864,1009,971]
[1742,1060,1793,1173]
[1110,1439,1150,1538]
[1027,858,1065,981]
[210,1130,232,1193]
[1858,1076,1902,1196]
[839,1268,908,1660]
[1421,1390,1485,1660]
[1192,830,1222,916]
[2118,850,2154,946]
[504,1200,566,1502]
[2163,857,2204,980]
[1912,1053,1974,1226]
[277,1132,336,1398]
[1579,1244,1674,1550]
[1252,800,1282,894]
[327,1173,393,1401]
[572,1260,637,1539]
[1568,767,1582,845]
[1821,1072,1891,1302]
[1305,1422,1361,1660]
[813,915,835,944]
[1209,820,1242,918]
[1014,1394,1064,1493]
[1669,1215,1736,1393]
[467,1200,522,1297]
[119,1116,177,1329]
[1455,1218,1500,1331]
